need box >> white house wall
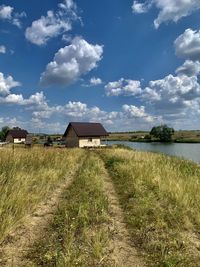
[79,138,101,148]
[13,138,26,144]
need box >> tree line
[0,124,175,143]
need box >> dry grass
[1,146,200,266]
[0,147,84,243]
[101,148,200,266]
[26,152,112,267]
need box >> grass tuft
[101,148,200,266]
[0,147,83,242]
[26,152,113,267]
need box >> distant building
[63,122,108,148]
[6,129,28,144]
[25,134,33,147]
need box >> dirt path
[0,162,83,267]
[100,160,146,267]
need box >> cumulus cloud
[176,60,200,76]
[0,91,48,109]
[105,78,142,96]
[132,0,200,28]
[132,1,151,14]
[40,37,103,87]
[175,29,200,61]
[90,77,102,86]
[122,104,154,122]
[0,5,13,20]
[31,99,157,131]
[25,0,78,45]
[0,5,26,28]
[0,94,24,104]
[142,74,200,116]
[0,72,21,95]
[0,46,6,54]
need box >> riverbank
[105,138,200,143]
[103,130,200,143]
[104,141,200,163]
[100,148,200,266]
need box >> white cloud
[122,104,154,122]
[105,78,142,96]
[0,72,21,95]
[90,77,102,86]
[132,1,151,13]
[142,74,200,117]
[176,60,200,76]
[132,0,200,28]
[26,92,48,107]
[0,91,48,110]
[32,109,54,119]
[25,0,78,45]
[0,46,6,54]
[0,5,13,20]
[31,99,157,131]
[25,11,71,46]
[142,87,161,101]
[0,94,24,104]
[12,11,26,28]
[175,29,200,61]
[40,37,103,86]
[0,5,26,28]
[59,0,77,10]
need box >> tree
[150,125,174,142]
[0,126,10,141]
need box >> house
[25,134,33,147]
[63,122,108,148]
[6,129,28,144]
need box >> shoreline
[103,139,200,144]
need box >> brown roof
[63,122,108,137]
[7,129,28,138]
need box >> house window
[88,138,92,142]
[18,138,21,141]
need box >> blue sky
[0,0,200,133]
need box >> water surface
[105,141,200,163]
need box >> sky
[0,0,200,133]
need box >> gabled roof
[63,122,108,137]
[7,129,28,138]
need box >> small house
[63,122,108,148]
[6,129,28,144]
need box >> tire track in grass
[23,152,114,267]
[0,156,85,267]
[97,154,146,267]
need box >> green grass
[25,152,113,267]
[1,146,200,266]
[0,147,84,242]
[100,148,200,266]
[105,130,200,143]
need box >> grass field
[104,130,200,143]
[0,146,200,266]
[101,148,200,266]
[0,147,84,242]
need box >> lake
[105,141,200,163]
